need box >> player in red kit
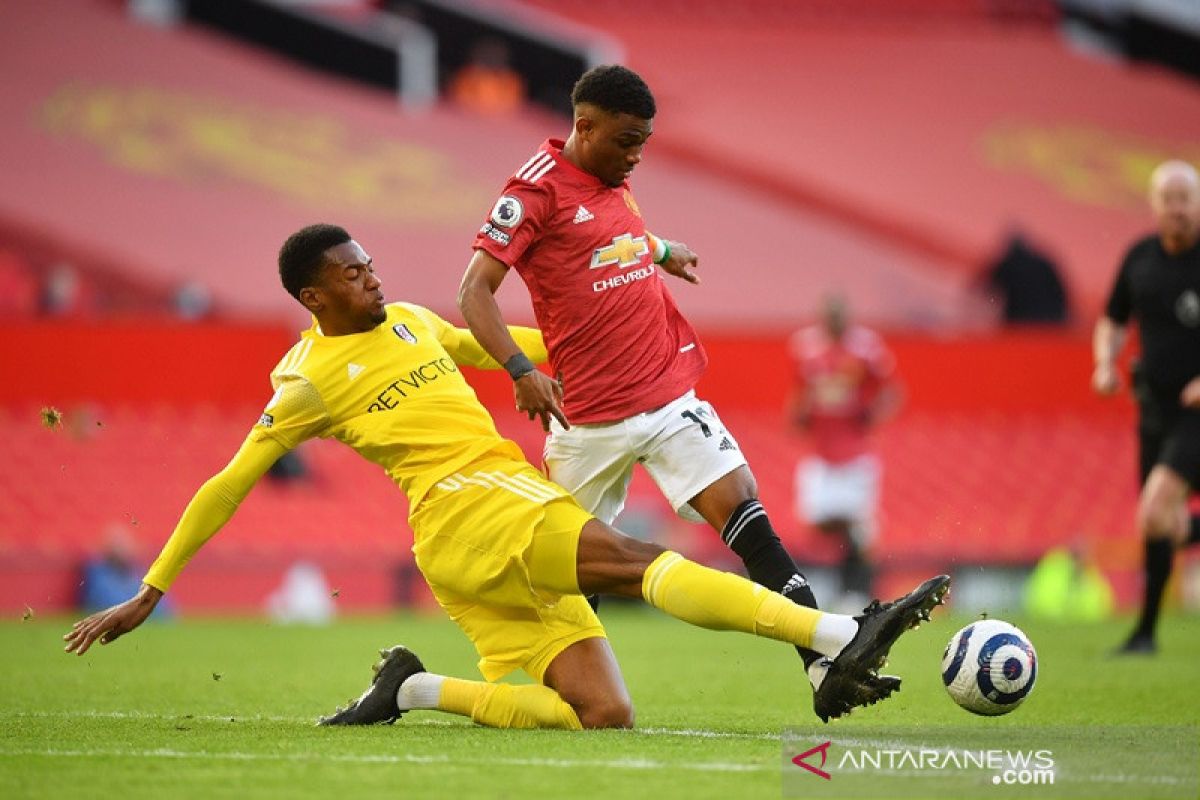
[788,296,901,610]
[457,65,900,721]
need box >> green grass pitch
[2,607,1197,799]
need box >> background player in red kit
[788,295,901,610]
[457,64,897,721]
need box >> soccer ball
[941,619,1037,716]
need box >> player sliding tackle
[64,225,949,729]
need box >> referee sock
[641,550,857,655]
[405,675,583,730]
[721,499,824,672]
[1133,538,1174,639]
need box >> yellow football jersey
[142,303,545,592]
[253,302,536,505]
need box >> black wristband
[503,352,536,381]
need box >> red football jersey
[473,138,707,424]
[790,324,895,463]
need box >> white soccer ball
[941,619,1037,716]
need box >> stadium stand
[0,0,976,329]
[519,0,1200,320]
[0,396,1142,611]
[0,319,1146,612]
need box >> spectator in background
[266,562,335,624]
[983,231,1069,324]
[788,295,901,610]
[39,261,93,317]
[80,523,171,617]
[173,280,213,321]
[447,38,525,116]
[1093,159,1200,655]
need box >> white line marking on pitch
[7,710,306,724]
[3,713,1190,786]
[1,710,780,741]
[0,747,770,773]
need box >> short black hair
[570,65,655,120]
[278,223,351,300]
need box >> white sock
[396,672,444,711]
[812,613,859,659]
[807,657,833,690]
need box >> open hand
[64,585,162,655]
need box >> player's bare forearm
[1092,317,1127,367]
[1092,317,1128,395]
[1182,376,1200,409]
[63,584,162,655]
[459,249,568,430]
[458,250,527,364]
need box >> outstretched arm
[413,306,547,371]
[63,434,288,655]
[458,249,568,431]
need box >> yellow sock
[642,551,822,649]
[439,677,582,730]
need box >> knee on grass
[574,695,635,730]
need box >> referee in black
[1093,160,1200,654]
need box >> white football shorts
[795,453,881,545]
[543,391,748,524]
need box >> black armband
[503,352,536,381]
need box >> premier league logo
[490,195,524,229]
[1175,290,1200,328]
[392,323,418,344]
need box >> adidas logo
[347,363,365,380]
[572,205,594,224]
[717,436,737,452]
[780,573,809,597]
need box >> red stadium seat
[0,398,1140,611]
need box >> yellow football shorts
[410,455,606,682]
